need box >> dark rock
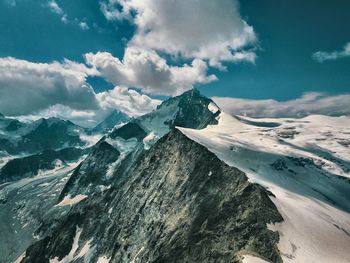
[58,141,120,201]
[110,122,147,141]
[23,129,283,263]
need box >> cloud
[0,57,99,116]
[85,47,217,96]
[213,92,350,118]
[47,0,63,14]
[0,57,160,127]
[17,87,160,127]
[96,0,256,95]
[100,0,257,67]
[312,42,350,62]
[96,86,161,117]
[78,21,89,30]
[47,0,69,24]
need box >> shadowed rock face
[0,147,85,183]
[58,141,120,201]
[22,129,282,263]
[170,88,220,129]
[110,122,147,141]
[93,110,130,133]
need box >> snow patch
[179,113,350,263]
[208,102,219,114]
[49,227,82,263]
[97,256,110,263]
[13,252,26,263]
[56,194,87,207]
[242,254,269,263]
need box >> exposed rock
[22,130,282,263]
[110,122,147,141]
[58,141,120,201]
[93,110,130,133]
[0,147,86,183]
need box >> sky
[0,0,349,127]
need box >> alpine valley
[0,90,349,263]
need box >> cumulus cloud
[213,92,350,118]
[16,87,160,127]
[0,57,160,127]
[96,86,161,117]
[78,21,89,30]
[96,0,257,95]
[0,57,99,116]
[47,0,68,24]
[85,47,216,96]
[312,42,350,62]
[100,0,257,67]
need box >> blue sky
[0,0,349,126]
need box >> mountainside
[20,129,283,263]
[1,89,350,263]
[93,110,130,133]
[180,113,350,263]
[59,88,221,201]
[0,117,93,155]
[0,147,86,183]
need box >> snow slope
[179,113,350,263]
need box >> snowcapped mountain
[179,113,350,263]
[1,90,350,263]
[92,110,130,133]
[0,116,96,155]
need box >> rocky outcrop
[0,147,85,183]
[110,122,147,141]
[22,129,282,263]
[58,141,120,201]
[93,110,130,133]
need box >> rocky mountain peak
[21,128,283,263]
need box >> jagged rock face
[0,117,87,155]
[5,119,24,131]
[110,122,147,141]
[93,110,130,133]
[108,89,221,143]
[58,141,120,200]
[20,119,84,153]
[22,130,282,263]
[0,147,85,183]
[170,89,220,129]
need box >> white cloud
[96,0,257,96]
[312,42,350,62]
[0,57,161,127]
[213,92,350,118]
[100,0,257,67]
[18,87,160,127]
[85,47,217,96]
[47,0,69,24]
[0,57,99,116]
[79,21,89,30]
[47,0,63,15]
[96,86,161,117]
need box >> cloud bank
[213,92,350,118]
[95,0,257,95]
[0,57,160,127]
[312,42,350,62]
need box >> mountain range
[0,89,349,263]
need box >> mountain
[0,117,95,155]
[179,113,350,262]
[20,129,283,263]
[2,89,350,263]
[0,147,87,183]
[60,88,221,201]
[93,110,130,133]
